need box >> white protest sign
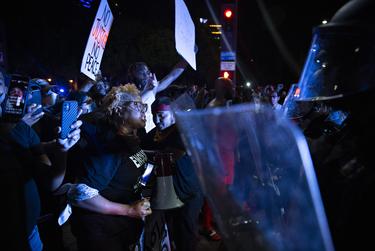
[81,0,113,80]
[175,0,196,70]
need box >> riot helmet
[297,0,375,101]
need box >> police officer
[296,0,375,250]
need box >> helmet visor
[297,27,375,101]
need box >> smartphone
[325,110,348,127]
[27,81,43,116]
[2,74,30,122]
[60,100,78,139]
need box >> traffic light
[220,70,234,80]
[224,8,232,19]
[223,6,235,32]
[220,1,238,84]
[220,1,237,49]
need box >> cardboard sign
[81,0,113,80]
[175,0,196,70]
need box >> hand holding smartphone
[21,104,45,126]
[60,101,78,139]
[2,74,30,122]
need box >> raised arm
[40,120,82,191]
[79,71,103,93]
[155,59,188,93]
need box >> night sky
[0,0,349,88]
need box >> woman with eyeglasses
[66,84,152,251]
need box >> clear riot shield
[282,84,312,120]
[173,103,334,251]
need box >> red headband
[153,104,171,112]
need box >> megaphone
[151,152,184,210]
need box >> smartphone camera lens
[64,104,70,111]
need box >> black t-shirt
[100,147,147,204]
[72,120,147,196]
[0,121,42,236]
[70,119,147,238]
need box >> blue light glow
[80,0,93,8]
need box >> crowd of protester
[1,50,373,251]
[2,1,374,250]
[1,57,290,251]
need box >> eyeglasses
[127,101,148,113]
